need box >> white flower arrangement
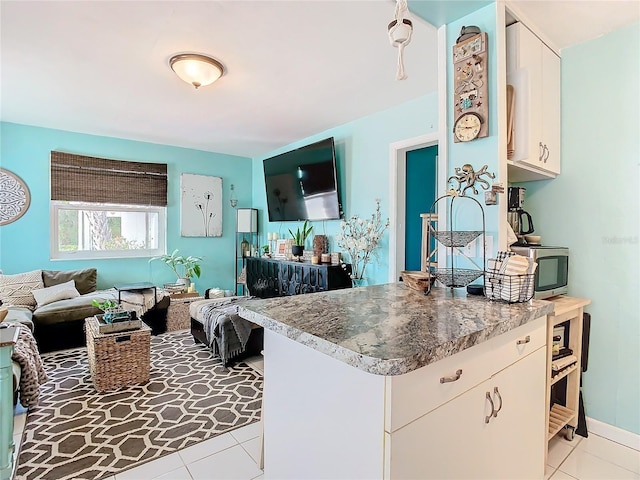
[336,200,390,282]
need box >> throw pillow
[31,280,80,308]
[42,268,97,295]
[0,270,44,309]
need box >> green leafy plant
[288,220,313,246]
[262,245,270,254]
[91,299,119,312]
[150,249,203,279]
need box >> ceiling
[1,1,638,158]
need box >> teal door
[405,146,438,271]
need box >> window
[51,202,165,259]
[49,151,168,260]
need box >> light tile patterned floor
[12,353,639,479]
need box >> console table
[245,257,351,298]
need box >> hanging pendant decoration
[388,0,413,80]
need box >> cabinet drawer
[385,316,546,432]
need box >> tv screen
[263,137,342,221]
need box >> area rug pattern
[15,330,263,480]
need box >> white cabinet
[260,317,547,479]
[506,22,561,177]
[386,337,546,479]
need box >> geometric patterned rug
[15,330,263,480]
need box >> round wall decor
[0,168,31,226]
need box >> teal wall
[521,23,640,435]
[0,122,253,292]
[446,4,500,267]
[252,94,439,286]
[405,146,438,271]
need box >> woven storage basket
[85,316,151,392]
[166,296,204,331]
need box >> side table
[167,293,204,332]
[0,326,19,480]
[114,282,157,308]
[85,317,151,393]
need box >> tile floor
[12,353,640,479]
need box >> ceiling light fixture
[169,53,225,89]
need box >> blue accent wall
[521,23,640,435]
[405,146,438,271]
[445,4,500,253]
[252,94,439,286]
[0,122,253,292]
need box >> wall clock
[0,168,31,226]
[452,31,489,143]
[454,112,484,142]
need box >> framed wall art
[180,173,222,237]
[0,168,31,226]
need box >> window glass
[51,202,165,260]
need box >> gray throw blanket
[11,323,48,408]
[201,303,253,367]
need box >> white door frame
[388,134,443,283]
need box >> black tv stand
[245,257,352,298]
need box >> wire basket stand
[426,192,486,294]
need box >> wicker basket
[85,316,151,392]
[166,296,204,332]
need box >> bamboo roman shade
[50,151,168,206]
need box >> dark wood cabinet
[245,257,351,298]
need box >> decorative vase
[352,277,367,288]
[241,236,250,258]
[313,235,329,258]
[291,245,304,259]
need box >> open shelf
[550,363,578,386]
[548,403,575,440]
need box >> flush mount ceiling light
[169,53,225,89]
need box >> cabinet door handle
[539,142,544,161]
[493,387,503,418]
[440,369,462,383]
[516,335,531,345]
[543,144,550,163]
[485,391,495,423]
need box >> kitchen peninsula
[238,284,555,479]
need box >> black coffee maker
[507,187,534,245]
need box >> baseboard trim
[586,417,640,451]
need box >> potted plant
[151,249,202,288]
[288,220,313,259]
[91,299,127,323]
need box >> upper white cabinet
[506,22,561,179]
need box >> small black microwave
[509,246,569,299]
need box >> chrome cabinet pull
[516,335,531,345]
[493,387,503,418]
[538,142,544,161]
[485,392,495,424]
[440,369,462,384]
[543,144,550,163]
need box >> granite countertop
[237,283,554,376]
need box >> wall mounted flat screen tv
[263,137,342,221]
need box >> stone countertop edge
[236,284,555,376]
